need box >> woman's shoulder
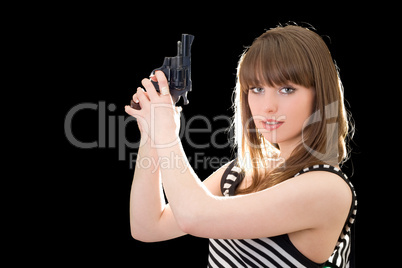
[290,166,353,215]
[293,165,355,199]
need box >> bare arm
[153,137,351,240]
[128,98,226,242]
[129,136,184,242]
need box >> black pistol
[131,34,194,110]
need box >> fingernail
[149,73,157,82]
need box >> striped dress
[208,160,357,268]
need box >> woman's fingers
[150,72,158,82]
[132,93,140,104]
[142,71,172,102]
[136,87,149,105]
[132,88,151,103]
[125,104,138,117]
[154,71,171,98]
[141,78,159,100]
[126,71,174,118]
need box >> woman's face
[247,82,315,151]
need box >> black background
[43,3,394,267]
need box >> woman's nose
[263,92,278,114]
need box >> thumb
[175,106,183,114]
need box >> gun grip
[130,100,141,110]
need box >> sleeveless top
[208,159,357,268]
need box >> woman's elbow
[130,220,159,243]
[174,208,203,236]
[131,226,150,242]
[175,197,214,236]
[131,227,161,243]
[175,216,192,235]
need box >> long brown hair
[233,25,352,195]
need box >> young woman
[125,25,357,268]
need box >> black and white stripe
[208,162,357,268]
[208,236,314,268]
[220,160,244,197]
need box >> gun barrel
[182,34,194,57]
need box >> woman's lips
[262,119,284,131]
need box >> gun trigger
[182,93,189,105]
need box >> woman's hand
[125,71,182,147]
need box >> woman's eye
[250,87,264,94]
[278,87,295,95]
